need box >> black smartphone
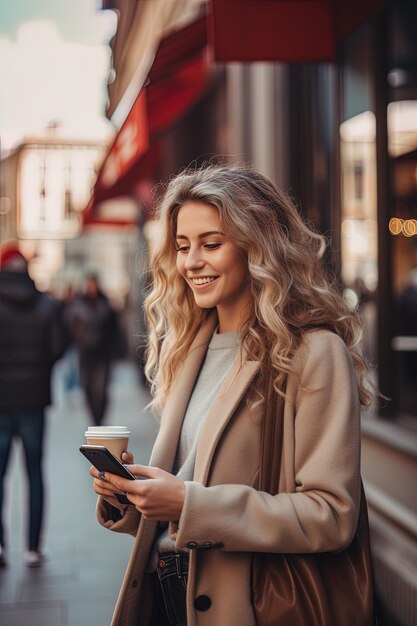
[80,444,135,505]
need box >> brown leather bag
[252,379,376,626]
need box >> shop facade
[89,2,417,623]
[283,6,417,623]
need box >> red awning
[209,0,387,63]
[84,14,210,225]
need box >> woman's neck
[216,293,252,333]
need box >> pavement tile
[21,560,77,580]
[0,571,21,604]
[67,596,116,626]
[20,579,120,603]
[0,601,67,626]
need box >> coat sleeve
[173,332,362,554]
[96,497,141,538]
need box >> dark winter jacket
[0,270,66,410]
[65,294,122,362]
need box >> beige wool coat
[97,313,361,626]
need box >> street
[0,360,159,626]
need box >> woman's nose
[184,247,205,271]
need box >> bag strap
[259,374,286,494]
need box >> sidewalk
[0,361,159,626]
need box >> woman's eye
[175,243,220,252]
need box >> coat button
[131,580,138,588]
[187,541,198,549]
[202,542,213,550]
[213,542,224,549]
[194,595,211,611]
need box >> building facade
[89,2,417,623]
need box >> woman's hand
[90,463,186,521]
[91,451,134,512]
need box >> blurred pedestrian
[89,164,376,626]
[60,283,81,399]
[67,273,121,426]
[0,243,66,567]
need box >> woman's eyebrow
[176,231,225,240]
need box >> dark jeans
[0,410,45,550]
[79,358,110,426]
[151,553,188,626]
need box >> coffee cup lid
[85,426,130,438]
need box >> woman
[90,164,374,626]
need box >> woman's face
[175,201,251,332]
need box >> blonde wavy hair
[144,163,373,413]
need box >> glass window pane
[388,100,417,415]
[340,111,378,364]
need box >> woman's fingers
[98,467,185,520]
[102,473,137,494]
[121,451,134,464]
[89,464,185,520]
[92,477,129,511]
[90,469,128,498]
[93,478,118,498]
[93,477,114,493]
[125,464,165,479]
[88,464,131,512]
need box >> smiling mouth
[190,276,219,286]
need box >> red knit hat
[0,242,27,270]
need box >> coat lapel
[149,312,218,472]
[193,357,260,484]
[131,313,218,580]
[131,314,260,592]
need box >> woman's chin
[193,295,218,309]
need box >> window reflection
[340,111,378,364]
[389,100,417,415]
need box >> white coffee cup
[85,426,130,459]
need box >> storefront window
[340,111,378,363]
[388,100,417,415]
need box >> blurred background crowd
[0,1,416,625]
